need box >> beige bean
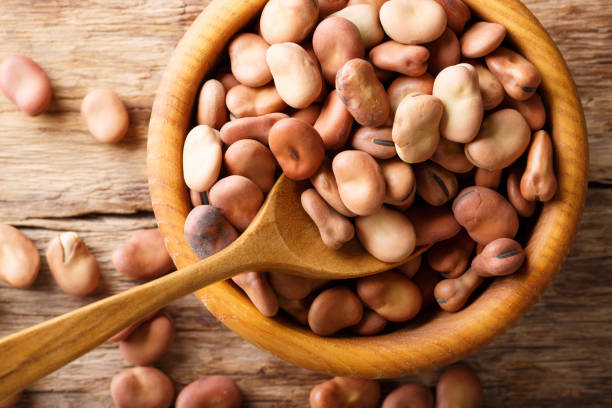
[302,188,356,250]
[176,376,242,408]
[184,205,239,260]
[314,90,354,149]
[473,64,504,110]
[388,74,435,115]
[269,272,329,300]
[485,47,541,101]
[269,118,325,180]
[224,139,277,193]
[110,367,174,408]
[310,159,356,217]
[112,229,174,281]
[197,79,227,128]
[226,84,286,118]
[507,166,536,217]
[310,377,381,408]
[355,206,416,263]
[182,125,222,192]
[208,175,264,231]
[471,238,524,278]
[369,41,430,76]
[313,17,365,84]
[357,271,422,321]
[430,138,474,173]
[219,112,287,145]
[465,109,530,171]
[426,28,460,75]
[229,33,271,87]
[379,158,416,206]
[308,287,363,335]
[413,265,442,308]
[460,22,506,58]
[506,93,546,131]
[216,70,241,91]
[474,168,502,190]
[81,89,129,143]
[436,364,483,408]
[415,161,459,206]
[336,58,390,127]
[405,204,461,246]
[351,309,388,335]
[233,271,279,317]
[393,93,443,163]
[434,268,483,312]
[380,0,447,44]
[382,384,434,408]
[267,43,323,109]
[0,224,40,289]
[433,0,470,33]
[46,232,99,296]
[108,311,158,343]
[427,230,474,278]
[292,104,322,125]
[396,254,422,278]
[333,150,386,215]
[119,312,174,365]
[350,126,396,159]
[433,63,483,143]
[0,391,21,408]
[521,129,557,202]
[319,0,349,18]
[277,294,313,325]
[452,186,519,245]
[330,4,385,49]
[0,55,51,116]
[259,0,318,44]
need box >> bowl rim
[147,0,588,378]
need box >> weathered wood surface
[0,0,610,406]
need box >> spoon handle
[0,248,250,399]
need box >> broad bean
[350,126,396,159]
[225,84,286,118]
[380,0,447,45]
[506,166,536,217]
[175,376,242,408]
[415,161,459,206]
[259,0,318,44]
[302,188,356,250]
[215,70,240,90]
[357,271,422,321]
[388,74,435,115]
[292,104,322,125]
[269,272,329,300]
[436,364,483,408]
[81,89,129,144]
[506,93,546,131]
[184,205,239,260]
[46,232,99,296]
[333,150,386,215]
[485,47,541,101]
[314,90,354,149]
[471,238,524,277]
[219,112,287,145]
[182,125,222,192]
[0,224,40,288]
[308,287,363,335]
[434,268,483,312]
[473,64,504,111]
[310,377,380,408]
[474,168,502,190]
[224,139,277,193]
[382,384,433,408]
[110,367,174,408]
[405,204,461,246]
[355,206,416,262]
[310,159,356,217]
[379,158,416,206]
[351,309,388,335]
[197,79,227,128]
[112,229,174,281]
[433,0,470,34]
[0,55,51,116]
[208,175,264,231]
[430,138,474,173]
[229,33,272,87]
[369,42,430,76]
[330,5,384,49]
[520,129,557,202]
[426,28,460,75]
[232,271,279,317]
[119,311,174,365]
[427,230,474,278]
[460,22,506,58]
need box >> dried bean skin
[433,0,470,34]
[119,312,175,365]
[506,93,546,131]
[427,230,475,278]
[308,287,364,336]
[197,79,227,128]
[427,28,460,75]
[0,55,52,116]
[415,161,459,206]
[434,268,483,312]
[259,0,319,44]
[219,112,287,145]
[405,204,461,246]
[351,309,388,335]
[430,138,474,173]
[310,377,381,408]
[460,22,506,58]
[225,84,286,118]
[485,47,541,101]
[382,384,434,408]
[302,188,356,250]
[184,205,239,260]
[472,238,525,277]
[357,271,422,321]
[208,175,264,232]
[333,150,386,215]
[351,126,396,159]
[314,90,355,149]
[474,168,502,190]
[388,74,435,115]
[182,125,223,192]
[269,272,329,300]
[473,64,504,111]
[224,139,277,193]
[110,367,174,408]
[81,89,129,144]
[0,224,40,288]
[379,158,416,206]
[380,0,447,45]
[233,271,279,317]
[330,4,385,49]
[310,159,356,217]
[520,129,557,202]
[112,229,174,281]
[229,33,271,87]
[369,42,430,76]
[436,364,483,408]
[507,166,536,217]
[452,186,519,245]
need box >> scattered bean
[269,272,329,300]
[434,268,483,312]
[333,150,386,215]
[506,93,546,131]
[460,22,506,58]
[310,159,356,217]
[108,311,157,343]
[232,271,279,317]
[182,125,222,192]
[292,104,322,125]
[119,312,174,365]
[184,205,239,260]
[436,364,483,408]
[380,0,447,45]
[197,79,227,128]
[357,271,422,321]
[351,309,388,335]
[110,367,174,408]
[302,188,356,249]
[219,112,287,145]
[485,47,541,101]
[0,224,39,289]
[405,204,461,246]
[350,126,396,159]
[370,42,430,76]
[433,0,470,34]
[46,232,99,296]
[474,168,502,190]
[314,90,355,149]
[426,28,460,75]
[224,139,277,193]
[430,138,474,173]
[209,175,264,231]
[0,55,51,116]
[382,384,434,408]
[308,287,363,335]
[388,74,435,115]
[111,229,173,281]
[310,377,380,408]
[397,254,422,278]
[521,129,557,202]
[259,0,319,44]
[427,230,474,278]
[81,89,129,143]
[330,4,384,49]
[473,64,504,111]
[506,166,536,217]
[175,376,242,408]
[225,84,286,118]
[415,161,459,206]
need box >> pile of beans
[184,0,557,337]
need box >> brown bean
[436,364,483,408]
[471,238,524,278]
[319,0,349,18]
[350,126,396,159]
[225,84,286,118]
[505,93,546,131]
[336,58,390,127]
[379,158,416,206]
[433,0,470,34]
[427,230,474,278]
[314,90,354,149]
[351,309,388,335]
[112,229,174,281]
[108,311,158,343]
[313,17,365,84]
[292,104,322,125]
[216,70,241,91]
[229,33,272,87]
[219,112,288,145]
[355,207,416,262]
[452,186,519,245]
[426,28,460,75]
[46,232,99,296]
[277,294,313,325]
[485,47,541,101]
[310,159,356,217]
[110,367,174,408]
[208,175,264,231]
[233,271,279,317]
[521,129,557,202]
[269,118,325,180]
[430,138,474,173]
[460,22,506,58]
[0,55,51,116]
[176,376,242,408]
[388,74,435,115]
[434,268,483,312]
[197,79,227,128]
[507,166,536,217]
[224,139,277,193]
[382,384,434,408]
[184,205,239,260]
[465,109,530,171]
[369,41,430,76]
[474,168,502,190]
[302,188,356,250]
[415,161,459,206]
[412,265,442,308]
[405,204,461,246]
[119,312,174,365]
[357,271,422,321]
[0,224,40,288]
[259,0,319,44]
[380,0,447,45]
[269,272,329,300]
[473,64,504,111]
[182,125,223,192]
[396,254,422,278]
[330,4,385,49]
[333,150,386,216]
[310,377,380,408]
[308,287,363,335]
[0,391,21,408]
[81,89,130,143]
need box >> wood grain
[0,0,610,406]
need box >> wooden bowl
[147,0,588,378]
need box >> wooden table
[0,1,610,406]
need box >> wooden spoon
[0,175,424,399]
